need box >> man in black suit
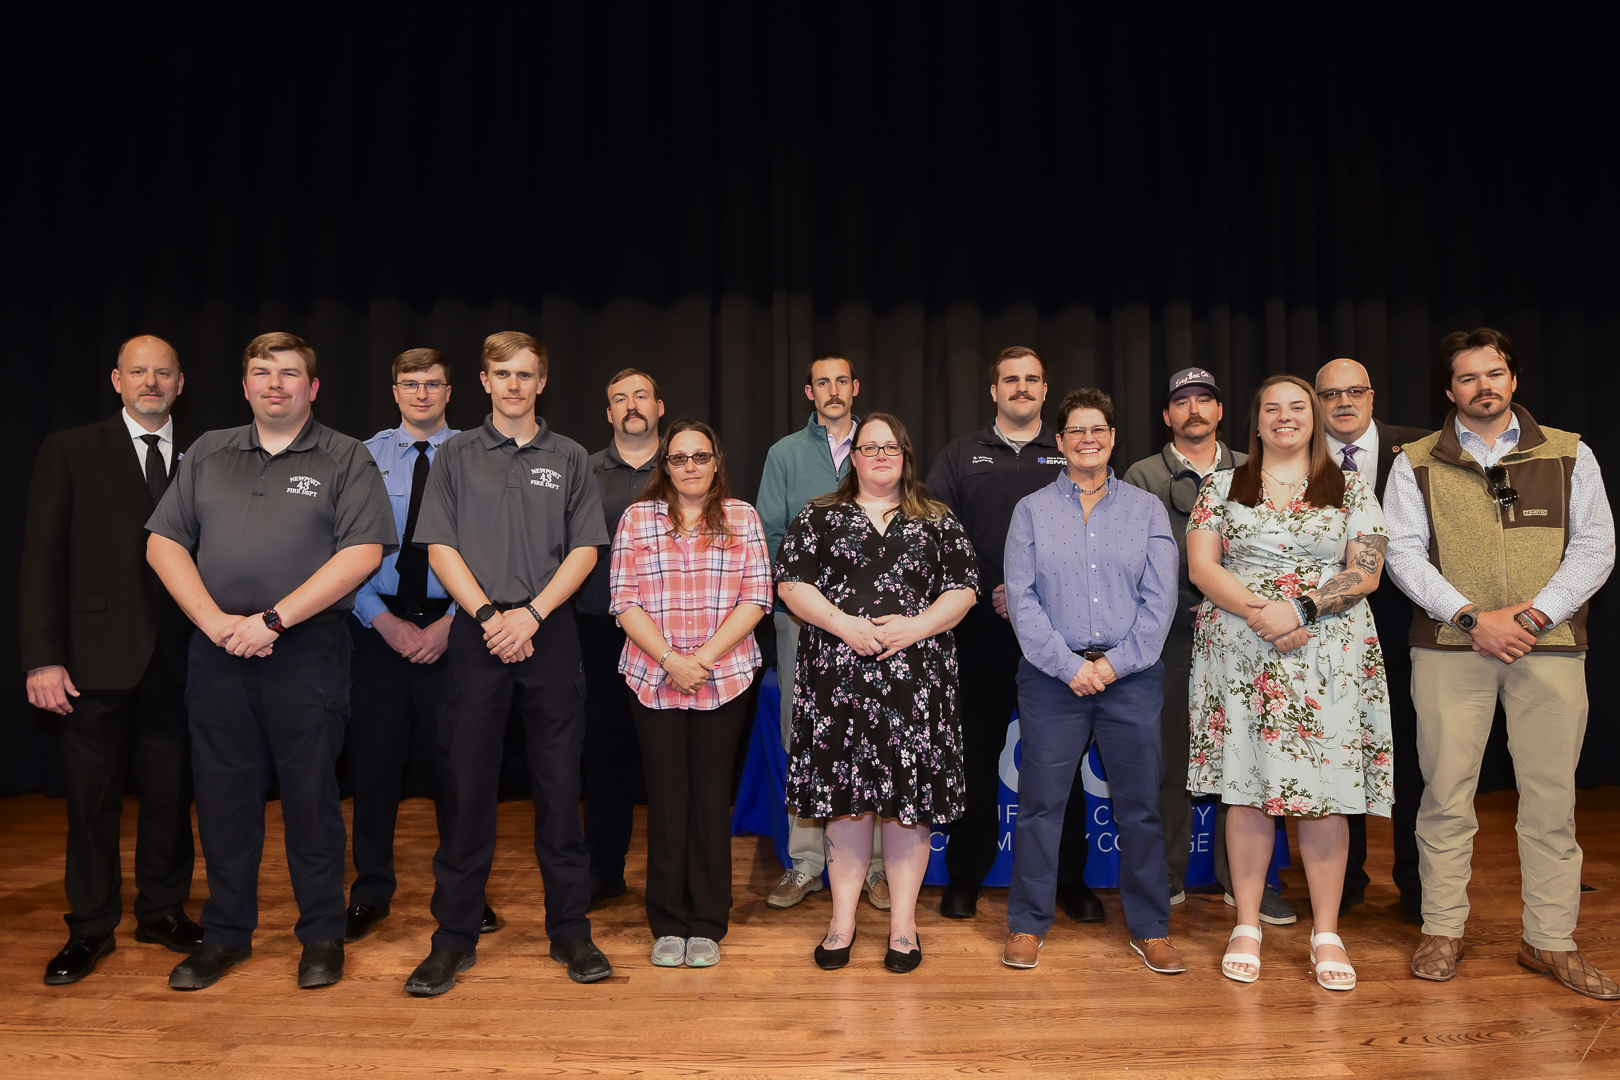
[1315,358,1430,922]
[22,334,202,985]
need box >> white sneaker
[684,937,720,967]
[650,936,687,967]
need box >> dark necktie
[140,434,169,506]
[1341,444,1361,473]
[394,441,433,611]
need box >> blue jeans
[1008,658,1170,940]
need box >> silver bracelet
[658,646,674,668]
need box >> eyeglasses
[1059,426,1112,440]
[1486,464,1518,508]
[1317,386,1371,403]
[855,443,903,458]
[395,380,448,394]
[666,452,715,467]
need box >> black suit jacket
[1366,419,1431,641]
[20,413,193,691]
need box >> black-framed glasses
[1169,468,1203,516]
[855,443,903,458]
[1317,386,1371,403]
[666,452,715,467]
[1059,426,1112,440]
[395,380,448,393]
[1486,465,1518,508]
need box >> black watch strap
[524,602,544,624]
[1298,595,1318,624]
[475,604,498,624]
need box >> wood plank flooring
[2,788,1618,1078]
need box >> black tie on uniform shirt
[140,433,168,506]
[394,441,433,611]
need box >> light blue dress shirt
[353,424,459,628]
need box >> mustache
[824,397,845,407]
[1010,392,1035,400]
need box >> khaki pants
[1410,648,1588,949]
[776,612,882,878]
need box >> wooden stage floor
[3,789,1618,1078]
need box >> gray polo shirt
[412,415,609,606]
[576,440,658,617]
[146,417,398,616]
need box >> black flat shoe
[135,913,204,953]
[587,878,627,913]
[404,949,475,996]
[344,903,389,943]
[297,939,344,989]
[813,927,856,970]
[1339,889,1367,916]
[940,882,979,919]
[480,904,499,934]
[884,935,922,974]
[44,934,115,985]
[169,943,252,990]
[550,937,613,983]
[1057,881,1105,923]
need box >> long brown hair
[1227,374,1346,509]
[813,412,950,523]
[634,418,736,546]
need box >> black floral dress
[774,500,979,825]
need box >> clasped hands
[1067,655,1117,697]
[836,611,927,661]
[1461,601,1539,665]
[374,612,453,664]
[660,649,715,695]
[1245,599,1310,654]
[482,608,539,664]
[210,613,279,658]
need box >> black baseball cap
[1166,367,1221,406]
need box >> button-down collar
[1454,410,1521,469]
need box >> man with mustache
[1385,328,1617,998]
[757,354,886,909]
[925,346,1094,922]
[1313,358,1429,923]
[1124,368,1301,924]
[24,335,201,984]
[576,368,663,909]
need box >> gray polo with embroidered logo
[411,414,609,606]
[146,416,398,616]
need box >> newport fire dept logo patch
[287,475,321,498]
[530,467,562,490]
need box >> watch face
[1457,613,1476,630]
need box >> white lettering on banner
[998,720,1021,791]
[1081,751,1110,798]
[999,832,1013,851]
[930,831,947,853]
[1093,804,1113,828]
[1194,804,1214,827]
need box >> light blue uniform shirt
[353,424,459,628]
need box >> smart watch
[1454,608,1478,632]
[262,609,285,635]
[1297,595,1319,625]
[475,604,499,624]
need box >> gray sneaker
[650,936,687,967]
[1169,887,1186,906]
[684,937,720,967]
[766,867,823,909]
[1224,887,1298,926]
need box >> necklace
[1261,467,1307,489]
[1076,478,1107,496]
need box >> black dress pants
[947,605,1089,889]
[345,614,450,909]
[629,687,752,940]
[577,612,644,887]
[186,619,351,947]
[61,653,194,938]
[430,610,591,953]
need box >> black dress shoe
[813,927,856,970]
[1339,888,1367,916]
[587,878,627,912]
[404,949,476,996]
[297,939,344,989]
[940,882,979,919]
[135,914,204,953]
[169,943,252,990]
[550,937,613,983]
[480,903,499,934]
[344,903,389,943]
[44,934,115,985]
[1398,893,1425,927]
[1057,881,1105,923]
[884,934,922,974]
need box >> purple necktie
[1341,444,1361,472]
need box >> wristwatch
[1297,595,1319,624]
[262,609,285,635]
[1454,608,1478,632]
[475,604,499,624]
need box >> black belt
[1075,649,1109,662]
[380,594,454,617]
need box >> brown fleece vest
[1403,405,1586,652]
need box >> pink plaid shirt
[609,498,772,709]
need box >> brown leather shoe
[1130,936,1186,974]
[1518,941,1620,1001]
[1411,934,1464,981]
[865,872,891,911]
[1002,933,1043,969]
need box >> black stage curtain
[4,2,1617,795]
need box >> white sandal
[1309,930,1356,991]
[1221,924,1262,983]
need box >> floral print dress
[774,500,979,825]
[1186,470,1394,817]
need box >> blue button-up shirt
[1005,469,1178,684]
[353,423,459,628]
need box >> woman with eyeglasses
[1186,374,1393,992]
[774,412,979,973]
[609,419,772,969]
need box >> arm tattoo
[1352,534,1388,577]
[781,582,798,593]
[1308,536,1387,617]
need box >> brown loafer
[1130,936,1186,974]
[865,872,891,912]
[1517,941,1620,1001]
[1003,933,1043,969]
[1411,934,1464,981]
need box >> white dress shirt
[826,419,855,471]
[1383,411,1615,629]
[1326,423,1379,487]
[121,409,175,479]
